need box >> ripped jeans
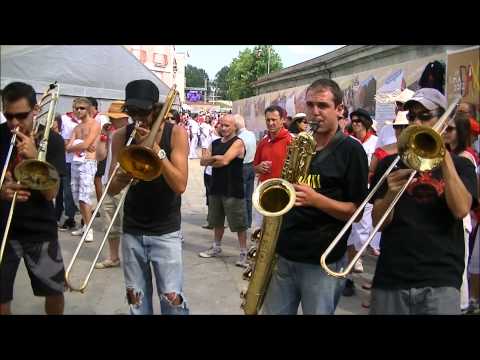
[122,231,189,315]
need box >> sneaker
[201,223,213,229]
[59,218,76,231]
[71,226,85,236]
[95,259,120,269]
[353,258,364,273]
[342,279,355,297]
[85,228,94,243]
[199,246,222,258]
[235,253,248,268]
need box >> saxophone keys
[240,289,247,299]
[247,246,257,261]
[251,229,262,243]
[242,266,253,281]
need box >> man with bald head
[198,114,249,267]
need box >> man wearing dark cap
[369,88,478,314]
[108,79,189,315]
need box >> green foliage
[185,64,209,88]
[225,46,282,101]
[213,66,230,100]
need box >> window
[153,53,168,68]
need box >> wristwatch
[158,149,166,160]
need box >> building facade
[125,45,186,102]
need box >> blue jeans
[63,163,76,219]
[243,163,255,228]
[122,231,189,315]
[262,255,347,315]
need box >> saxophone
[240,128,317,315]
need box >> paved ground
[10,153,377,315]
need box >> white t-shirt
[362,134,378,165]
[199,123,213,149]
[376,124,396,149]
[61,114,80,163]
[188,118,199,135]
[95,114,110,128]
[350,134,378,166]
[205,133,221,176]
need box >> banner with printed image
[446,46,480,121]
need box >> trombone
[320,96,462,278]
[0,82,60,265]
[64,85,178,293]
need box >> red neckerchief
[66,112,80,124]
[360,130,375,144]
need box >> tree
[213,65,230,100]
[226,46,282,101]
[185,64,209,88]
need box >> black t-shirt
[277,135,369,265]
[210,136,244,199]
[0,123,66,242]
[369,153,478,290]
[123,122,182,236]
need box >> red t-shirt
[253,128,292,182]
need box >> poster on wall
[375,69,405,128]
[446,46,480,119]
[285,90,296,117]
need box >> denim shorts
[122,231,189,315]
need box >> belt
[243,162,254,166]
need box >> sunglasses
[406,110,439,122]
[3,110,32,121]
[351,118,362,123]
[445,125,456,132]
[74,107,87,111]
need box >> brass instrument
[0,82,60,265]
[118,85,177,181]
[320,96,461,278]
[65,86,178,293]
[241,128,317,315]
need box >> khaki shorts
[208,195,247,233]
[100,189,126,240]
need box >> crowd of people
[0,74,479,315]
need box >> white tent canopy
[0,45,174,114]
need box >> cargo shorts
[207,195,248,233]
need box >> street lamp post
[267,45,271,74]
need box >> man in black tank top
[198,115,249,267]
[108,80,189,315]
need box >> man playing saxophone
[262,79,369,315]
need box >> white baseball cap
[404,88,447,111]
[293,112,306,120]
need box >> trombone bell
[398,125,445,172]
[117,145,163,181]
[13,158,59,191]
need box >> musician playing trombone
[107,80,189,315]
[369,88,478,315]
[0,82,66,315]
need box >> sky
[175,45,345,80]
